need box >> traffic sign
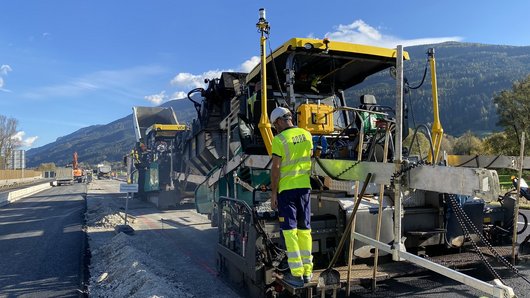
[120,183,138,193]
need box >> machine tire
[518,212,528,235]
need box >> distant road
[0,183,87,298]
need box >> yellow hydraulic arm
[256,8,274,155]
[427,48,443,164]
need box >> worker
[269,106,313,288]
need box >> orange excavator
[72,152,84,183]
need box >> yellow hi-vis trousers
[282,228,313,277]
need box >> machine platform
[277,246,516,297]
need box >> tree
[440,134,456,155]
[453,131,483,155]
[37,163,56,171]
[482,131,518,155]
[494,74,530,153]
[403,128,432,159]
[0,115,20,169]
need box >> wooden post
[512,132,525,264]
[372,125,391,291]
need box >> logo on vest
[292,134,307,145]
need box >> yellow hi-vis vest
[272,127,313,193]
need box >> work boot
[303,273,313,283]
[282,272,304,288]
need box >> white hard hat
[270,107,291,123]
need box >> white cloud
[0,65,13,91]
[241,56,260,73]
[11,131,38,148]
[168,70,225,103]
[23,136,38,147]
[170,69,226,89]
[1,65,12,75]
[170,91,188,100]
[145,91,167,105]
[324,20,462,48]
[167,58,260,101]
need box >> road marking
[64,224,82,233]
[0,230,44,240]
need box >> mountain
[347,42,530,136]
[26,42,530,167]
[26,99,197,167]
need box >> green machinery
[132,106,188,209]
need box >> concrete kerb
[0,182,52,207]
[0,176,42,188]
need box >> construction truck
[50,167,74,186]
[173,9,527,298]
[132,106,189,209]
[96,164,112,179]
[72,152,85,183]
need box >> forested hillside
[347,42,530,136]
[26,99,196,167]
[25,42,530,167]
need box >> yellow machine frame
[427,49,444,164]
[252,35,410,155]
[145,124,188,138]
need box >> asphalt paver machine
[174,9,526,297]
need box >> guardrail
[0,176,43,189]
[0,182,52,207]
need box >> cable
[484,155,501,168]
[452,154,501,168]
[403,60,429,136]
[266,34,286,105]
[453,155,479,167]
[406,61,429,90]
[406,91,417,134]
[407,124,435,162]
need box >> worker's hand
[271,193,278,210]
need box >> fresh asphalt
[0,183,87,298]
[347,209,530,297]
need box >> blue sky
[1,1,529,149]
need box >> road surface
[0,183,87,298]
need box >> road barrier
[0,169,42,179]
[0,182,52,207]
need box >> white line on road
[0,230,44,240]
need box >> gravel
[85,179,239,298]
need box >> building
[7,150,25,170]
